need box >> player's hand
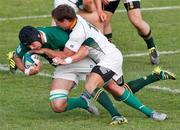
[25,62,42,76]
[52,57,66,65]
[98,10,107,22]
[102,0,110,5]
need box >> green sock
[65,97,88,111]
[126,74,159,94]
[92,88,121,117]
[144,37,156,49]
[140,30,156,49]
[117,89,153,117]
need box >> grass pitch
[0,0,180,130]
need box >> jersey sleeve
[15,43,29,59]
[65,25,86,52]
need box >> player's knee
[130,18,143,28]
[51,100,67,113]
[85,82,97,94]
[107,83,124,97]
[49,89,69,113]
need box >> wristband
[24,66,34,75]
[24,68,30,75]
[64,57,73,64]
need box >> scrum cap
[19,26,41,46]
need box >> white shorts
[97,47,123,81]
[54,0,80,12]
[53,58,96,84]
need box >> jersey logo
[16,45,22,53]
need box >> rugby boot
[7,51,17,73]
[81,94,100,116]
[110,116,128,126]
[151,111,167,121]
[149,47,159,65]
[152,66,176,80]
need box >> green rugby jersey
[15,26,69,59]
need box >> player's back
[76,15,117,54]
[37,26,69,50]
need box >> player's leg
[83,0,96,12]
[50,77,76,112]
[50,72,99,115]
[78,0,105,32]
[124,0,159,64]
[85,66,127,125]
[103,11,113,41]
[124,66,176,94]
[106,79,167,120]
[103,0,120,41]
[78,10,104,32]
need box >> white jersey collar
[39,30,47,43]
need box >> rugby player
[7,24,175,124]
[51,4,174,124]
[52,0,104,32]
[7,26,100,116]
[96,0,159,64]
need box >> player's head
[19,26,42,49]
[51,4,77,29]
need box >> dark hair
[51,4,77,21]
[19,26,41,46]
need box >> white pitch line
[124,50,180,57]
[0,64,51,77]
[0,63,179,94]
[0,6,180,21]
[116,6,180,13]
[40,49,180,64]
[148,86,180,94]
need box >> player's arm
[14,53,41,76]
[53,45,89,65]
[94,0,107,22]
[52,23,88,65]
[63,45,89,63]
[29,48,68,59]
[13,53,25,72]
[29,45,88,64]
[29,46,75,59]
[83,0,95,12]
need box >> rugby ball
[23,52,40,69]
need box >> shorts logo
[99,66,110,74]
[90,65,94,68]
[70,44,74,48]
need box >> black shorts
[103,0,120,13]
[91,66,115,83]
[124,1,141,11]
[103,0,141,13]
[115,75,124,86]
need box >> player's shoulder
[37,26,64,32]
[15,43,29,59]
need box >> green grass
[0,0,180,130]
